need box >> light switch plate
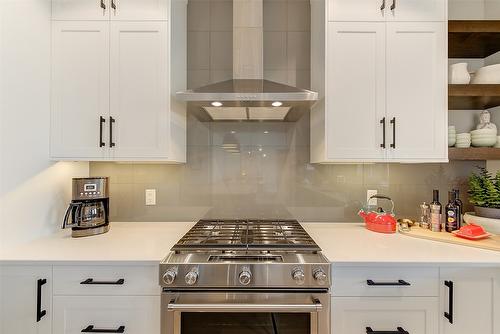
[367,190,377,206]
[145,189,156,206]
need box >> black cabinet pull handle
[109,117,116,148]
[367,279,410,286]
[36,278,47,322]
[82,325,125,333]
[99,116,106,147]
[390,0,396,10]
[366,327,409,334]
[80,278,125,285]
[390,117,396,148]
[380,117,386,148]
[100,0,106,10]
[111,0,116,13]
[380,0,386,11]
[444,280,454,324]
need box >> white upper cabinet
[50,0,187,162]
[51,21,110,159]
[386,22,447,161]
[326,22,386,161]
[440,268,500,334]
[110,0,169,20]
[328,0,446,22]
[312,0,447,163]
[110,21,170,159]
[52,0,111,20]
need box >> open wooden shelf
[449,147,500,160]
[449,20,500,58]
[449,84,500,110]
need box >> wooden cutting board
[400,226,500,252]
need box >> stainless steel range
[159,219,331,334]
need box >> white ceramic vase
[449,62,471,84]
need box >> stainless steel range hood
[177,0,318,121]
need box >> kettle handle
[62,203,81,229]
[369,194,395,214]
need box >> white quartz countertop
[1,222,500,265]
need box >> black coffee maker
[62,177,110,237]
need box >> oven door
[162,291,330,334]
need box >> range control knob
[292,268,306,285]
[162,268,177,285]
[185,270,198,286]
[239,267,252,286]
[313,268,328,286]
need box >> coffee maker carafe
[62,177,110,237]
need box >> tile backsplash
[89,0,484,222]
[90,113,483,222]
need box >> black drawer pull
[36,278,47,322]
[80,278,125,285]
[444,280,454,324]
[82,325,125,333]
[367,279,411,286]
[366,327,409,334]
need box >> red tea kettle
[358,195,397,234]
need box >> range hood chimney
[177,0,318,121]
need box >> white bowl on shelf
[471,64,500,84]
[472,137,497,147]
[471,128,498,136]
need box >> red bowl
[458,223,487,237]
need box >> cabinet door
[326,22,386,162]
[332,297,439,334]
[328,0,386,22]
[109,21,170,160]
[53,296,160,334]
[110,0,169,20]
[440,268,500,334]
[386,22,447,162]
[51,21,110,159]
[387,0,446,22]
[1,266,52,334]
[52,0,110,20]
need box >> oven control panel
[160,254,330,289]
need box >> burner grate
[172,219,320,252]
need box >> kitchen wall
[90,0,485,223]
[0,0,88,252]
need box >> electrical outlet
[145,189,156,206]
[367,190,378,206]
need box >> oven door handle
[167,299,323,313]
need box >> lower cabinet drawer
[53,296,160,334]
[53,265,159,296]
[332,297,439,334]
[332,266,439,297]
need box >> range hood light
[272,101,283,107]
[211,101,223,107]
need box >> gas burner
[171,219,321,252]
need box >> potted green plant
[468,166,500,219]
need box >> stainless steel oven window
[161,292,330,334]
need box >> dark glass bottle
[453,189,463,228]
[430,189,442,232]
[445,191,460,232]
